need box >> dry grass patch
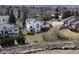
[59,29,79,42]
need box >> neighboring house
[63,16,79,32]
[0,15,19,38]
[0,23,19,38]
[26,18,50,32]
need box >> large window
[10,33,13,35]
[30,26,32,28]
[3,26,6,29]
[5,31,8,34]
[37,29,39,32]
[36,24,39,28]
[15,33,17,35]
[3,19,5,21]
[9,30,12,32]
[15,29,17,31]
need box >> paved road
[34,50,79,54]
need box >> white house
[0,23,19,38]
[26,18,50,32]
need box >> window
[15,33,17,35]
[9,30,12,32]
[30,26,32,28]
[15,29,17,31]
[3,27,6,29]
[2,31,3,34]
[5,31,8,34]
[0,35,1,36]
[43,23,46,25]
[37,29,39,32]
[36,24,39,28]
[10,33,13,35]
[3,19,5,21]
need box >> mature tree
[62,10,72,19]
[22,19,26,27]
[9,10,16,24]
[54,13,59,19]
[75,11,79,16]
[71,11,74,16]
[22,12,27,27]
[55,8,59,12]
[17,10,20,19]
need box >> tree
[17,10,20,19]
[9,10,16,24]
[62,10,72,19]
[55,8,59,12]
[22,19,26,27]
[22,12,27,27]
[71,11,74,16]
[67,10,72,17]
[54,13,59,19]
[75,11,79,16]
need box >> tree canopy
[9,10,16,24]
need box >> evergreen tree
[22,19,26,27]
[54,13,59,19]
[18,10,20,19]
[71,11,74,16]
[9,10,16,24]
[22,12,27,27]
[62,10,72,19]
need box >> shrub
[0,37,15,47]
[42,27,69,42]
[42,28,59,42]
[16,30,25,45]
[6,38,15,46]
[27,32,35,35]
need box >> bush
[42,28,59,42]
[16,37,25,45]
[0,37,15,47]
[6,38,15,46]
[27,32,35,35]
[42,27,69,42]
[16,30,25,45]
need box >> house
[63,16,79,32]
[0,15,19,38]
[0,23,19,38]
[26,18,50,32]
